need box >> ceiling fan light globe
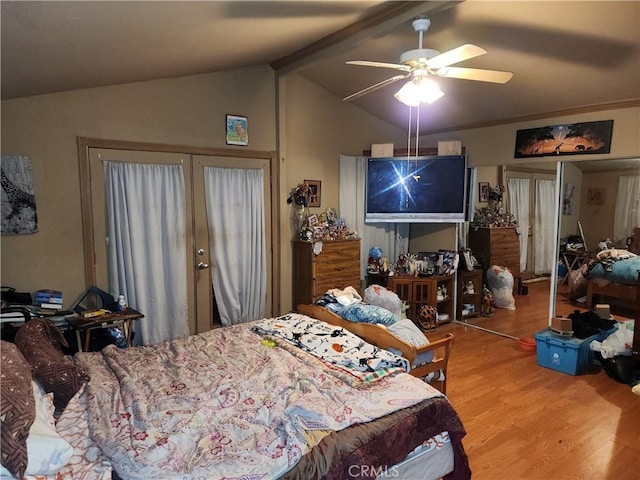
[394,81,420,106]
[394,77,444,106]
[418,77,445,104]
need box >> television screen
[365,155,467,223]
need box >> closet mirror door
[555,158,640,319]
[465,161,560,339]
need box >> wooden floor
[436,281,639,480]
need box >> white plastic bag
[590,320,634,359]
[486,265,516,310]
[363,284,402,320]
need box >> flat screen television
[365,155,468,223]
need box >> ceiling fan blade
[346,60,411,72]
[427,44,487,69]
[343,74,408,101]
[436,66,513,84]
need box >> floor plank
[436,281,638,480]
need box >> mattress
[379,432,454,480]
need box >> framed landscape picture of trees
[514,120,613,158]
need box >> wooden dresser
[468,227,520,281]
[292,239,361,305]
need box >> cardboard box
[437,140,462,155]
[595,304,610,319]
[371,143,394,158]
[551,316,572,333]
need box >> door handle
[197,262,209,270]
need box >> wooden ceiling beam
[271,1,462,74]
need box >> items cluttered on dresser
[287,181,358,241]
[366,247,459,279]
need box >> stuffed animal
[418,304,438,331]
[380,256,389,273]
[396,253,407,274]
[480,286,495,317]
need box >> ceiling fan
[343,16,513,105]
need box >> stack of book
[34,289,64,315]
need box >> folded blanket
[252,314,409,376]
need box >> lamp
[394,75,444,107]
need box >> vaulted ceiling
[2,1,639,135]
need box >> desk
[560,251,589,285]
[66,308,144,352]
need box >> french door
[82,140,274,339]
[192,154,272,332]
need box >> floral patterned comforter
[75,315,441,480]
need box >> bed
[585,251,640,312]
[1,314,470,480]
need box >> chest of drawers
[292,239,361,306]
[468,226,520,281]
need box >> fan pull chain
[415,106,420,158]
[406,105,412,160]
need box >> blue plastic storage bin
[534,328,607,375]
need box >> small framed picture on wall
[304,179,321,207]
[479,182,489,202]
[226,114,248,146]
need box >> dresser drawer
[315,243,359,262]
[314,257,360,277]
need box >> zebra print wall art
[1,155,37,234]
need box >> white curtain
[339,155,409,280]
[613,175,640,242]
[534,179,556,275]
[204,167,266,325]
[104,161,190,345]
[507,177,530,273]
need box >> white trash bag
[486,265,516,310]
[363,284,402,321]
[590,320,634,359]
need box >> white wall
[279,74,406,311]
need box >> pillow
[387,320,434,366]
[0,381,74,478]
[386,319,430,347]
[15,319,89,413]
[340,303,397,326]
[363,285,402,321]
[0,341,35,479]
